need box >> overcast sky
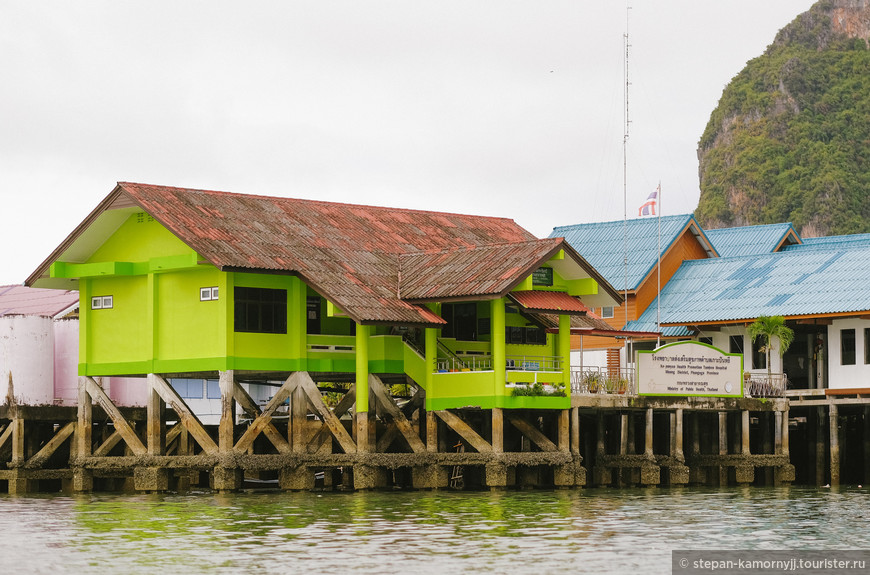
[1,1,813,285]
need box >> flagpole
[622,1,630,377]
[657,181,661,348]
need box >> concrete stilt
[718,411,728,486]
[816,407,827,486]
[670,409,689,485]
[492,408,503,454]
[741,410,750,456]
[592,412,609,486]
[829,402,840,487]
[570,407,580,455]
[280,466,314,491]
[641,408,660,486]
[426,410,438,453]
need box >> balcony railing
[744,372,788,397]
[436,355,563,373]
[571,366,636,396]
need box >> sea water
[0,486,868,574]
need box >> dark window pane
[842,329,856,365]
[234,287,287,334]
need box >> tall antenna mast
[622,2,631,373]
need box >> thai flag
[638,186,658,217]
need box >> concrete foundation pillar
[735,465,755,485]
[775,464,796,485]
[134,467,170,492]
[354,464,387,490]
[213,466,243,492]
[640,462,660,486]
[484,462,509,490]
[7,469,35,495]
[69,468,94,493]
[279,466,315,491]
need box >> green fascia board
[506,371,564,384]
[81,360,154,377]
[426,395,570,410]
[52,253,201,279]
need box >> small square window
[101,296,113,309]
[601,306,614,319]
[91,296,102,310]
[200,287,219,301]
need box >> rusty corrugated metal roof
[119,183,541,325]
[0,285,79,318]
[508,290,590,315]
[398,239,563,301]
[533,312,617,332]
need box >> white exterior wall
[0,315,56,405]
[570,349,608,371]
[827,318,870,389]
[700,325,783,376]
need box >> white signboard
[636,341,743,397]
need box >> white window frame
[601,306,614,319]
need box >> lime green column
[146,273,158,371]
[559,314,572,389]
[491,298,506,395]
[355,324,371,412]
[355,323,371,453]
[288,277,308,370]
[424,303,440,391]
[78,279,90,373]
[220,272,234,370]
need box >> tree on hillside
[748,315,794,383]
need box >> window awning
[508,290,590,315]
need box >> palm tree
[748,315,794,384]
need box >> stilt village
[3,182,870,495]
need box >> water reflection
[0,487,868,574]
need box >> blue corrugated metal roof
[550,214,708,291]
[705,223,800,257]
[782,233,870,252]
[652,244,870,325]
[624,314,692,337]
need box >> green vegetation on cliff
[696,1,870,236]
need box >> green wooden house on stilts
[27,182,621,491]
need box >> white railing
[745,373,788,397]
[436,355,563,373]
[571,366,636,395]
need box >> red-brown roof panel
[399,239,563,301]
[117,183,536,325]
[508,290,591,315]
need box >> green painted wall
[90,212,194,263]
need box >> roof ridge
[399,237,559,258]
[552,213,692,231]
[118,182,522,225]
